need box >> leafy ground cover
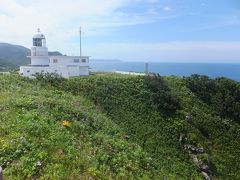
[0,74,158,179]
[1,73,240,179]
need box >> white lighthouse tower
[20,28,90,78]
[30,28,49,66]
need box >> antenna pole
[79,27,82,57]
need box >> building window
[53,59,58,63]
[33,38,43,47]
[81,59,86,63]
[74,59,79,63]
[27,70,30,73]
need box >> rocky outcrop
[184,144,204,154]
[191,154,211,179]
[179,133,212,180]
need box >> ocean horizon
[90,61,240,81]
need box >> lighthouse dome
[33,33,45,39]
[33,28,45,38]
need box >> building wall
[49,56,89,67]
[31,47,48,56]
[31,56,49,66]
[79,66,89,76]
[68,66,80,77]
[49,56,90,77]
[30,46,49,66]
[20,66,68,78]
[20,65,89,78]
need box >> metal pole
[79,27,82,57]
[145,62,149,74]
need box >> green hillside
[0,73,239,179]
[0,43,62,70]
[0,43,30,70]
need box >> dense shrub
[144,74,181,115]
[184,74,216,103]
[185,74,240,123]
[34,72,66,87]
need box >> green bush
[185,75,240,123]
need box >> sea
[90,62,240,82]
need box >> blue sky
[0,0,240,62]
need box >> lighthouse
[30,28,49,66]
[20,29,90,78]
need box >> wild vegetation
[185,74,240,123]
[0,72,240,179]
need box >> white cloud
[0,0,157,53]
[163,6,172,11]
[148,8,158,15]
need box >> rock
[202,171,211,180]
[124,135,130,140]
[197,160,210,173]
[185,115,193,122]
[37,161,42,167]
[184,144,204,154]
[190,155,212,179]
[183,143,211,179]
[179,133,184,145]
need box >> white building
[20,29,89,78]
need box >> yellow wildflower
[59,120,71,127]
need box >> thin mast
[79,27,82,57]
